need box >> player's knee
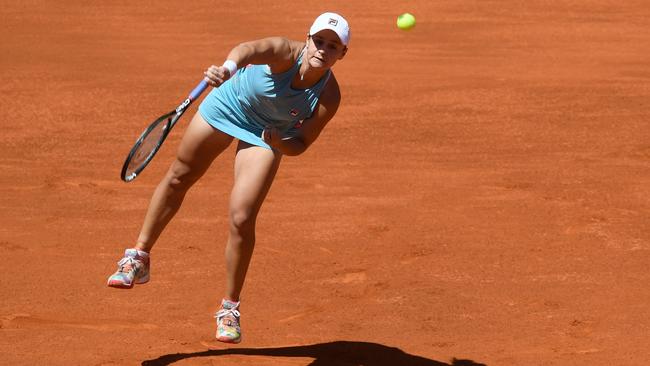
[229,207,257,233]
[166,160,200,191]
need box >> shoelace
[117,257,136,274]
[215,308,241,326]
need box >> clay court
[1,1,649,365]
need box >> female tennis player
[107,12,350,344]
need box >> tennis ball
[397,13,416,30]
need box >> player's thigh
[230,141,282,217]
[173,113,234,176]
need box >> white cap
[309,12,350,46]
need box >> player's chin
[309,59,334,70]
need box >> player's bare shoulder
[287,39,307,60]
[267,38,304,73]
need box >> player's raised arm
[226,37,299,69]
[204,37,301,86]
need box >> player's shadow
[141,340,486,366]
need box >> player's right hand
[204,65,231,87]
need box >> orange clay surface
[1,1,649,365]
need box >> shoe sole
[107,272,149,289]
[216,336,241,344]
[107,280,134,289]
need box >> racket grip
[188,79,209,101]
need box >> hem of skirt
[199,109,272,150]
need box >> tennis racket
[120,79,209,182]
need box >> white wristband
[222,60,238,77]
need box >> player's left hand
[262,127,282,147]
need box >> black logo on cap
[328,18,338,26]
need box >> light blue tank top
[198,49,331,149]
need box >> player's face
[306,30,347,69]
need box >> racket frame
[120,80,209,182]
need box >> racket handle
[188,79,209,101]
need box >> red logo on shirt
[289,108,299,117]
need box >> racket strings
[123,118,170,177]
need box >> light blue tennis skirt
[198,87,271,149]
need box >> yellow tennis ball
[397,13,416,30]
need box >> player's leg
[216,141,282,343]
[226,142,282,300]
[108,113,233,289]
[135,113,234,251]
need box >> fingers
[204,65,230,87]
[262,128,273,143]
[262,127,278,145]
